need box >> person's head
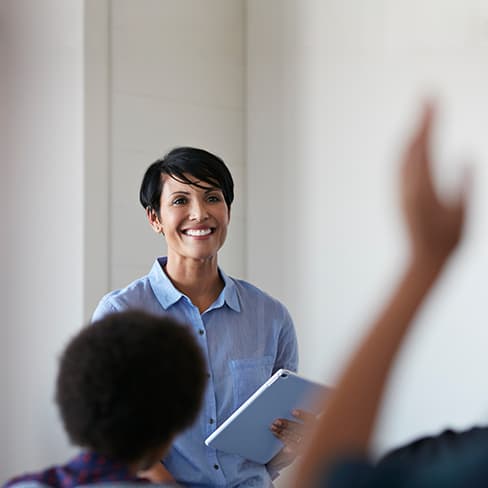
[56,310,206,469]
[139,147,234,262]
[139,146,234,217]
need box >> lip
[180,226,215,238]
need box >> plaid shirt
[4,451,149,488]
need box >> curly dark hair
[55,310,207,463]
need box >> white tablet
[204,369,328,464]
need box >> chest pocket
[230,356,274,410]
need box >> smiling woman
[148,175,230,279]
[91,147,304,488]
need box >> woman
[93,147,304,487]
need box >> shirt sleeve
[91,296,117,322]
[273,304,299,373]
[265,304,299,480]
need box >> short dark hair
[139,146,234,216]
[56,311,206,463]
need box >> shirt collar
[149,257,240,312]
[67,450,134,472]
[217,267,240,312]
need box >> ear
[146,207,164,235]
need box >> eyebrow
[169,187,220,196]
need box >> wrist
[403,253,448,297]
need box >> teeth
[185,228,212,236]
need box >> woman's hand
[268,409,316,469]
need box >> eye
[172,196,187,206]
[207,194,222,203]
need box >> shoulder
[379,426,488,469]
[92,273,155,320]
[325,448,488,488]
[227,277,296,333]
[3,483,52,488]
[228,276,289,310]
[76,484,182,488]
[101,274,152,303]
[4,483,185,488]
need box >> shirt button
[213,464,219,470]
[206,373,211,379]
[209,418,214,424]
[198,329,204,335]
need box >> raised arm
[293,104,469,487]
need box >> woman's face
[150,174,230,263]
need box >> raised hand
[292,103,471,487]
[401,103,468,268]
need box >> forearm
[294,256,445,486]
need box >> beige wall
[1,0,246,481]
[108,0,246,293]
[247,0,488,464]
[1,0,84,479]
[4,0,488,483]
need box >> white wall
[0,0,84,480]
[1,0,246,480]
[5,0,488,483]
[247,0,488,463]
[107,0,246,294]
[0,1,9,476]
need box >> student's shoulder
[77,484,182,488]
[4,483,185,488]
[4,478,182,488]
[379,425,488,468]
[3,483,50,488]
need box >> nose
[189,199,209,221]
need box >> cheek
[223,207,231,225]
[220,213,230,232]
[219,214,230,240]
[159,208,181,229]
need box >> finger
[271,422,302,439]
[454,164,472,210]
[406,103,435,185]
[417,100,435,155]
[448,164,471,235]
[271,418,303,436]
[402,102,438,210]
[292,409,316,424]
[270,420,303,439]
[270,424,303,446]
[417,102,437,196]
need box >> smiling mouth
[182,228,214,237]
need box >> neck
[129,443,170,477]
[164,255,224,313]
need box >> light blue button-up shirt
[92,257,298,488]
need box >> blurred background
[2,0,488,484]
